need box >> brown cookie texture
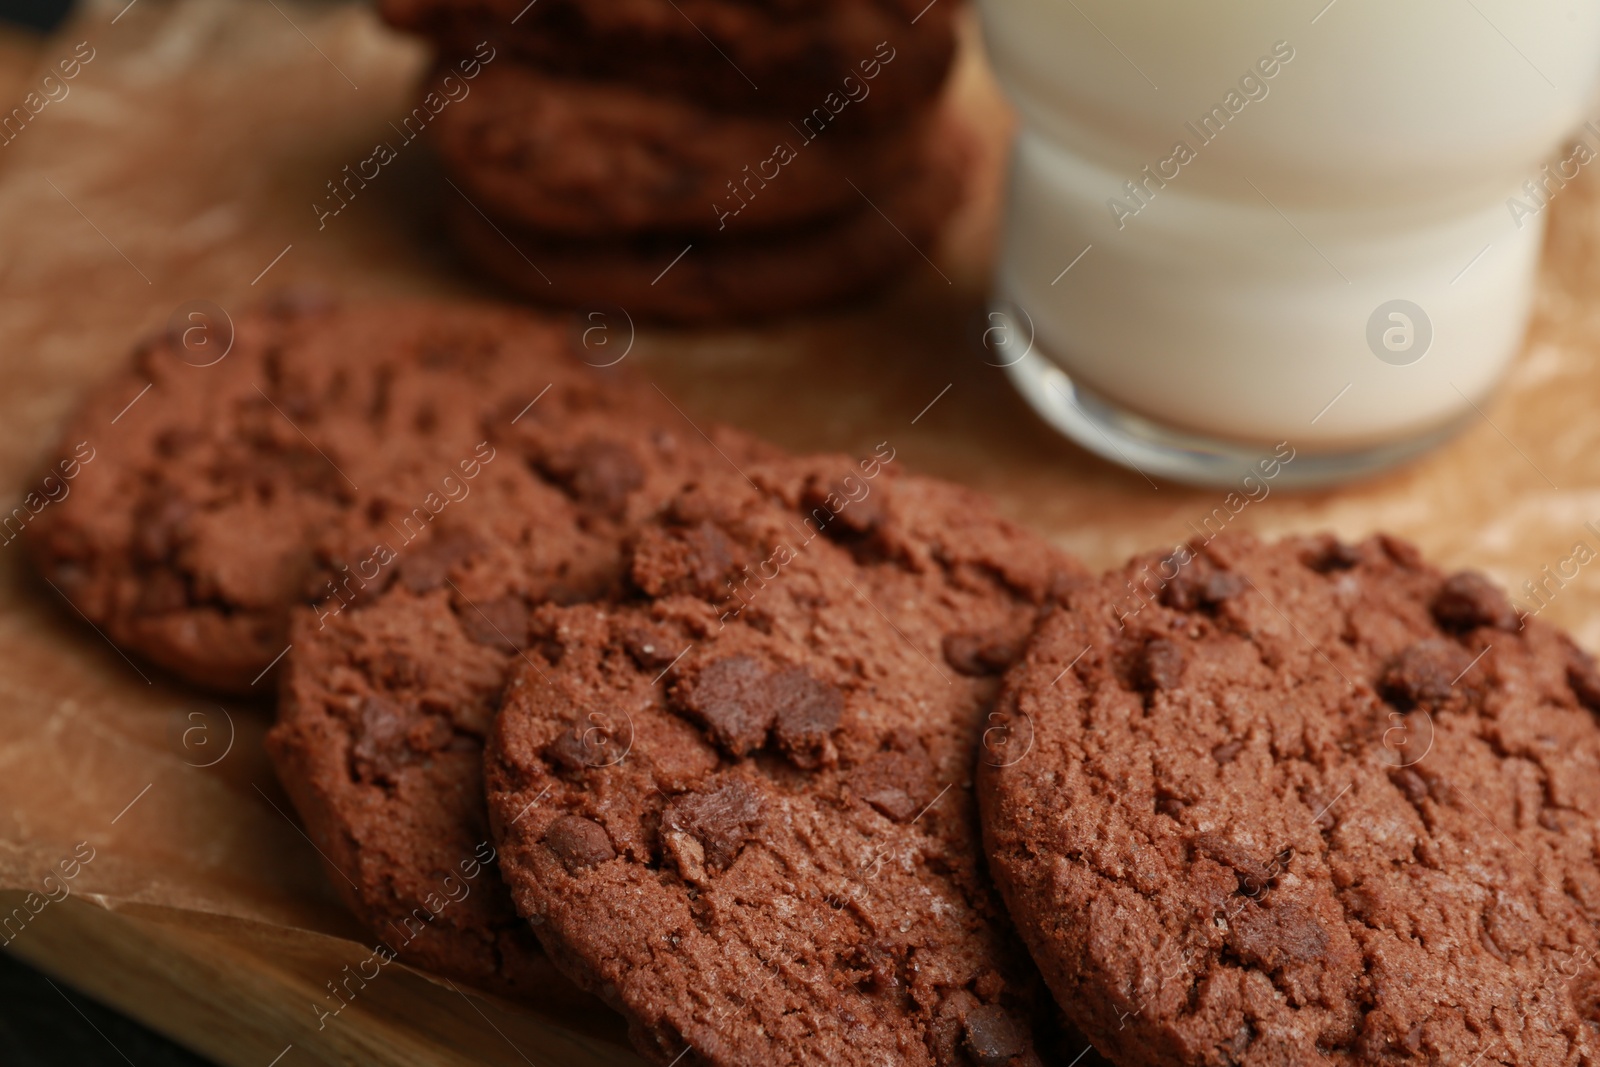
[484,456,1092,1066]
[267,383,772,996]
[445,119,966,322]
[26,297,684,692]
[381,0,957,125]
[268,585,572,998]
[979,532,1600,1067]
[431,63,932,237]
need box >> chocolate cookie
[266,411,769,997]
[26,297,672,691]
[382,0,956,125]
[432,63,931,237]
[447,126,966,321]
[979,532,1600,1066]
[484,455,1091,1065]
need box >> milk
[979,0,1600,477]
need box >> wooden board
[2,895,636,1066]
[4,0,1600,1063]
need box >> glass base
[1003,343,1473,489]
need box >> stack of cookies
[31,297,1600,1066]
[378,0,967,321]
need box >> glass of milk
[979,0,1600,486]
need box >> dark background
[0,951,212,1066]
[0,0,70,32]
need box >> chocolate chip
[1160,573,1201,612]
[862,786,918,823]
[541,438,644,517]
[941,634,988,676]
[801,475,886,539]
[457,595,529,652]
[850,746,934,823]
[1432,571,1519,632]
[672,657,843,765]
[1162,563,1244,612]
[962,1003,1027,1067]
[546,711,632,772]
[1226,899,1329,969]
[661,826,708,884]
[942,629,1026,676]
[355,694,409,742]
[661,779,763,870]
[1300,535,1363,574]
[769,669,843,769]
[622,626,680,670]
[544,815,615,873]
[398,529,479,593]
[546,729,594,772]
[674,655,777,756]
[1211,740,1243,765]
[1190,834,1278,896]
[1203,571,1245,603]
[631,521,737,599]
[1134,638,1185,692]
[1153,783,1189,820]
[351,694,414,780]
[1381,639,1470,709]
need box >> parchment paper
[3,1,1600,1063]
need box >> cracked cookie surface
[265,371,770,997]
[979,532,1600,1066]
[484,458,1091,1066]
[29,297,670,692]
